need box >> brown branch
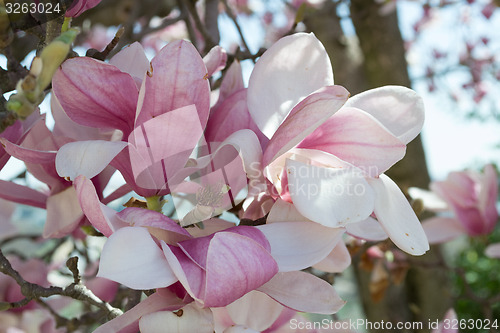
[221,0,254,62]
[0,250,122,319]
[182,0,217,53]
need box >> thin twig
[221,0,254,62]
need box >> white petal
[226,291,283,332]
[139,303,214,333]
[345,216,388,241]
[408,187,448,211]
[257,222,344,271]
[257,271,345,314]
[43,186,83,238]
[313,241,352,273]
[248,33,334,138]
[368,175,429,255]
[56,140,128,181]
[97,227,177,289]
[345,86,424,144]
[286,159,375,227]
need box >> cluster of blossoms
[0,33,432,332]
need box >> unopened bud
[29,57,43,78]
[37,28,79,90]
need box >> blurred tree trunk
[305,1,451,332]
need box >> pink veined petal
[205,89,268,148]
[297,107,406,176]
[367,174,429,255]
[345,85,425,144]
[135,40,210,128]
[52,57,138,136]
[203,231,278,307]
[257,271,345,314]
[0,180,47,208]
[256,221,344,272]
[109,42,149,86]
[0,137,56,164]
[93,291,184,333]
[162,242,205,304]
[65,0,101,17]
[203,45,227,77]
[56,140,128,181]
[97,226,178,289]
[117,207,192,244]
[51,93,107,141]
[286,159,375,227]
[345,216,389,241]
[43,186,84,238]
[139,303,214,333]
[313,241,351,273]
[262,86,350,167]
[226,291,284,332]
[0,121,22,169]
[248,32,334,138]
[74,176,119,237]
[129,105,203,191]
[421,217,466,244]
[485,243,500,258]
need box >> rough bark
[305,1,451,332]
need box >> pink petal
[52,57,138,136]
[485,243,500,258]
[248,33,334,138]
[286,159,375,227]
[257,271,345,314]
[367,175,429,255]
[0,121,22,169]
[139,303,214,333]
[480,164,498,233]
[162,242,205,304]
[226,291,284,332]
[297,107,406,176]
[117,207,191,244]
[135,40,210,128]
[345,86,425,144]
[345,216,388,241]
[257,222,344,271]
[422,217,466,244]
[263,86,350,167]
[74,176,121,237]
[93,291,184,333]
[202,229,278,307]
[313,241,351,273]
[218,60,245,103]
[203,45,227,77]
[109,42,149,86]
[432,309,458,333]
[56,140,128,181]
[0,180,47,208]
[66,0,101,17]
[0,137,56,164]
[205,89,268,147]
[43,186,84,238]
[129,105,203,191]
[51,93,106,141]
[98,226,178,289]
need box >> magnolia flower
[410,164,498,243]
[431,309,458,333]
[65,0,102,17]
[246,32,428,255]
